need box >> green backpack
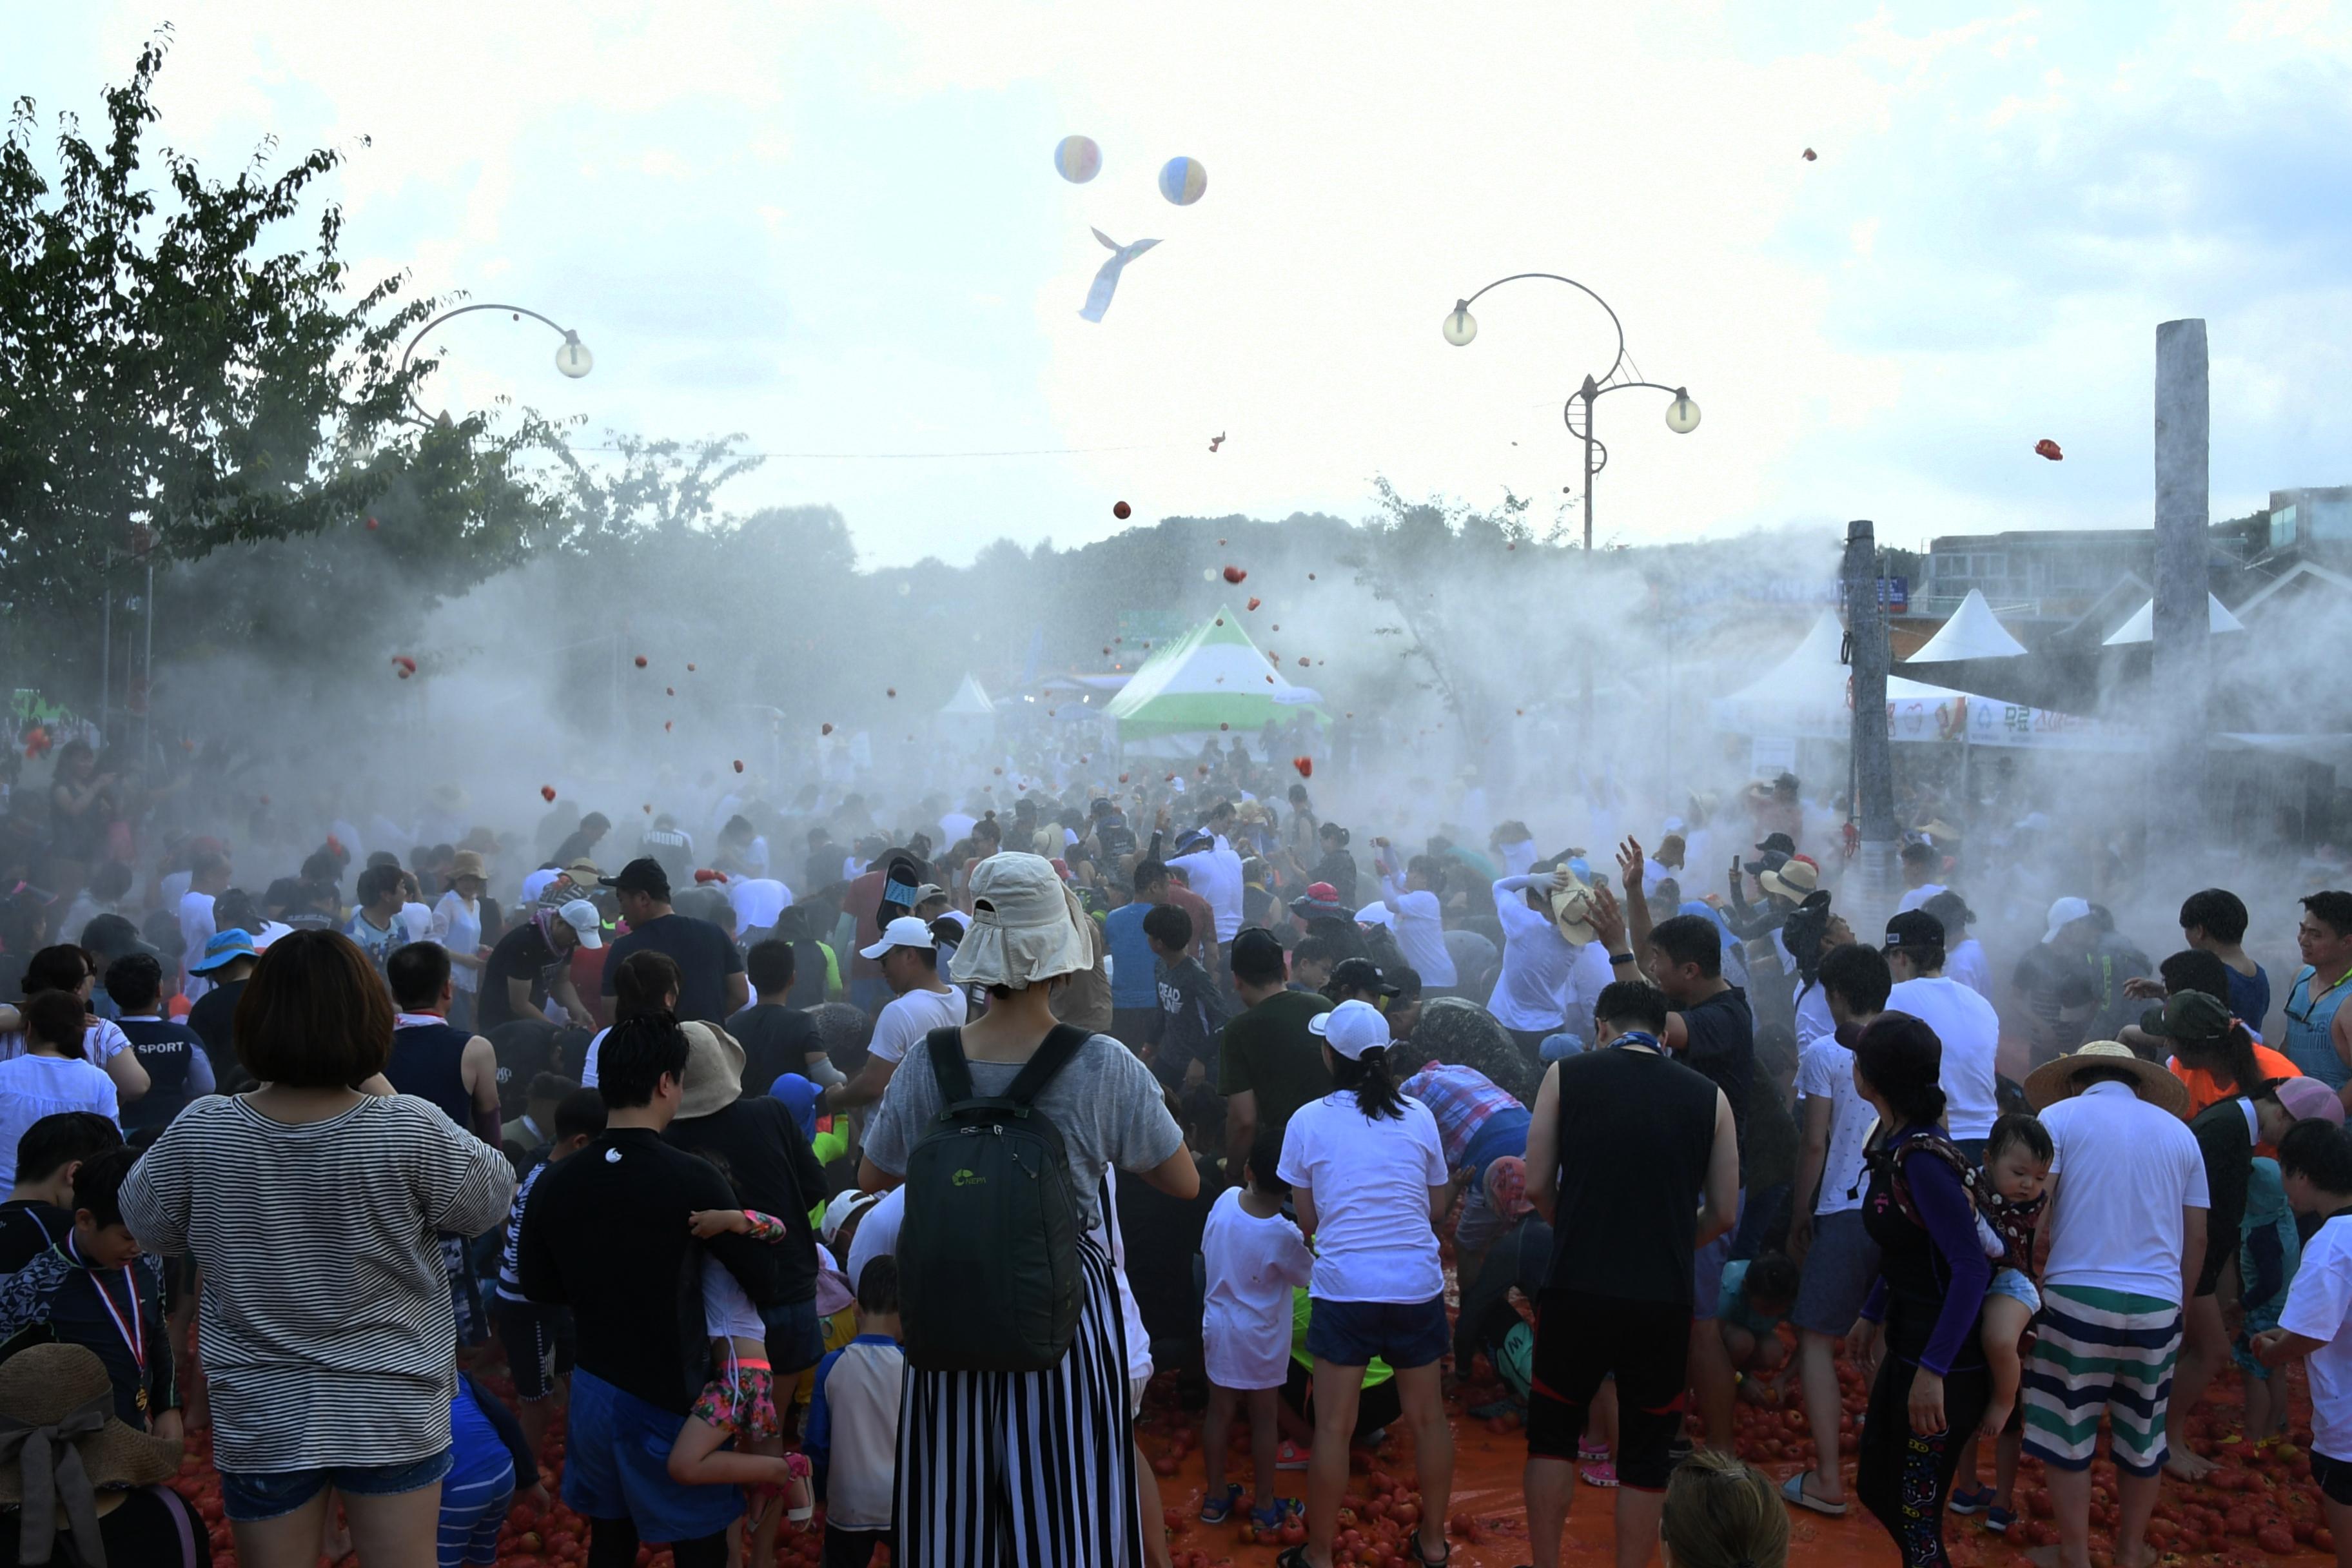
[896,1025,1090,1373]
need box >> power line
[564,442,1181,462]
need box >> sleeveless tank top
[387,1019,475,1128]
[2286,965,2352,1090]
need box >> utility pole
[2152,319,2210,859]
[1843,520,1898,912]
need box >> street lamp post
[1441,275,1698,553]
[399,302,594,424]
[1442,275,1698,741]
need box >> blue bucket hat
[190,928,259,975]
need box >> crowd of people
[3,738,2352,1568]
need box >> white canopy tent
[1910,589,2028,662]
[1714,611,2128,749]
[2101,593,2246,646]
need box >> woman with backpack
[858,852,1199,1568]
[1847,1014,1992,1568]
[1275,997,1456,1568]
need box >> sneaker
[1948,1485,1995,1516]
[1199,1483,1242,1525]
[1275,1440,1309,1471]
[1984,1505,2017,1536]
[1579,1461,1620,1488]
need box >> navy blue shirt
[112,1016,214,1135]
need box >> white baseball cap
[860,914,938,960]
[2041,896,2092,945]
[1310,998,1392,1061]
[556,899,603,950]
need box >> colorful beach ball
[1158,155,1206,205]
[1054,135,1101,184]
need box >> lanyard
[65,1237,147,1410]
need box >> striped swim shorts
[2021,1283,2182,1477]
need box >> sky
[12,1,2352,567]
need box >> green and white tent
[1105,606,1324,740]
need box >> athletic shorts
[564,1369,743,1543]
[2312,1450,2352,1508]
[1528,1289,1689,1491]
[2021,1283,2181,1478]
[1790,1209,1881,1338]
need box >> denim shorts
[1690,1189,1747,1322]
[218,1447,453,1523]
[1305,1295,1450,1370]
[761,1295,826,1375]
[1987,1267,2042,1315]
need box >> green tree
[0,32,554,700]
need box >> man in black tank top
[1522,979,1739,1568]
[384,944,504,1144]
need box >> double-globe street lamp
[398,302,594,424]
[1440,274,1698,553]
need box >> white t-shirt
[520,868,562,906]
[178,889,217,1000]
[1277,1091,1448,1304]
[1486,879,1574,1033]
[1897,883,1948,914]
[845,1184,905,1297]
[429,892,483,994]
[399,902,433,944]
[701,1253,768,1340]
[1380,880,1458,988]
[2282,1214,2352,1460]
[1797,1037,1876,1216]
[1200,1186,1315,1389]
[729,878,792,933]
[1095,1167,1154,1384]
[2040,1080,2210,1300]
[941,812,978,847]
[0,1055,120,1188]
[579,1027,612,1087]
[1886,975,2002,1140]
[1168,840,1245,941]
[1946,938,1992,1003]
[1794,977,1837,1054]
[867,986,969,1066]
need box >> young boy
[2256,1119,2352,1568]
[0,1112,122,1267]
[1199,1128,1314,1531]
[1146,903,1225,1092]
[1715,1253,1799,1400]
[0,1143,180,1438]
[441,1371,541,1567]
[2237,1155,2302,1445]
[491,1085,606,1463]
[807,1255,906,1568]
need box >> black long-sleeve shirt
[663,1095,827,1305]
[516,1126,779,1414]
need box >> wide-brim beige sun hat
[2022,1039,2189,1117]
[947,852,1092,990]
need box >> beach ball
[1158,156,1206,205]
[1054,135,1101,183]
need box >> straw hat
[1757,858,1820,902]
[1547,866,1598,946]
[449,850,489,883]
[2023,1040,2189,1116]
[0,1343,182,1562]
[948,852,1091,990]
[676,1021,747,1119]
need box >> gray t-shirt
[863,1030,1183,1230]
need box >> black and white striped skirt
[894,1235,1144,1567]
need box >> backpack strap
[1001,1024,1092,1111]
[925,1028,977,1108]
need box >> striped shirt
[494,1159,550,1307]
[1399,1063,1523,1166]
[119,1093,516,1473]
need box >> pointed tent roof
[1716,611,1979,733]
[1105,607,1321,737]
[937,674,995,716]
[1909,589,2028,662]
[2100,593,2246,646]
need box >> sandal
[1779,1472,1848,1517]
[1579,1460,1619,1488]
[1578,1438,1611,1462]
[1199,1483,1242,1524]
[1947,1484,1995,1516]
[1249,1498,1298,1531]
[1409,1529,1452,1567]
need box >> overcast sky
[15,2,2352,565]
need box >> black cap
[1883,908,1946,954]
[1328,956,1400,998]
[1754,832,1796,857]
[600,857,671,899]
[1230,926,1286,968]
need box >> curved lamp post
[1441,274,1696,552]
[400,302,593,424]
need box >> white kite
[1079,228,1161,322]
